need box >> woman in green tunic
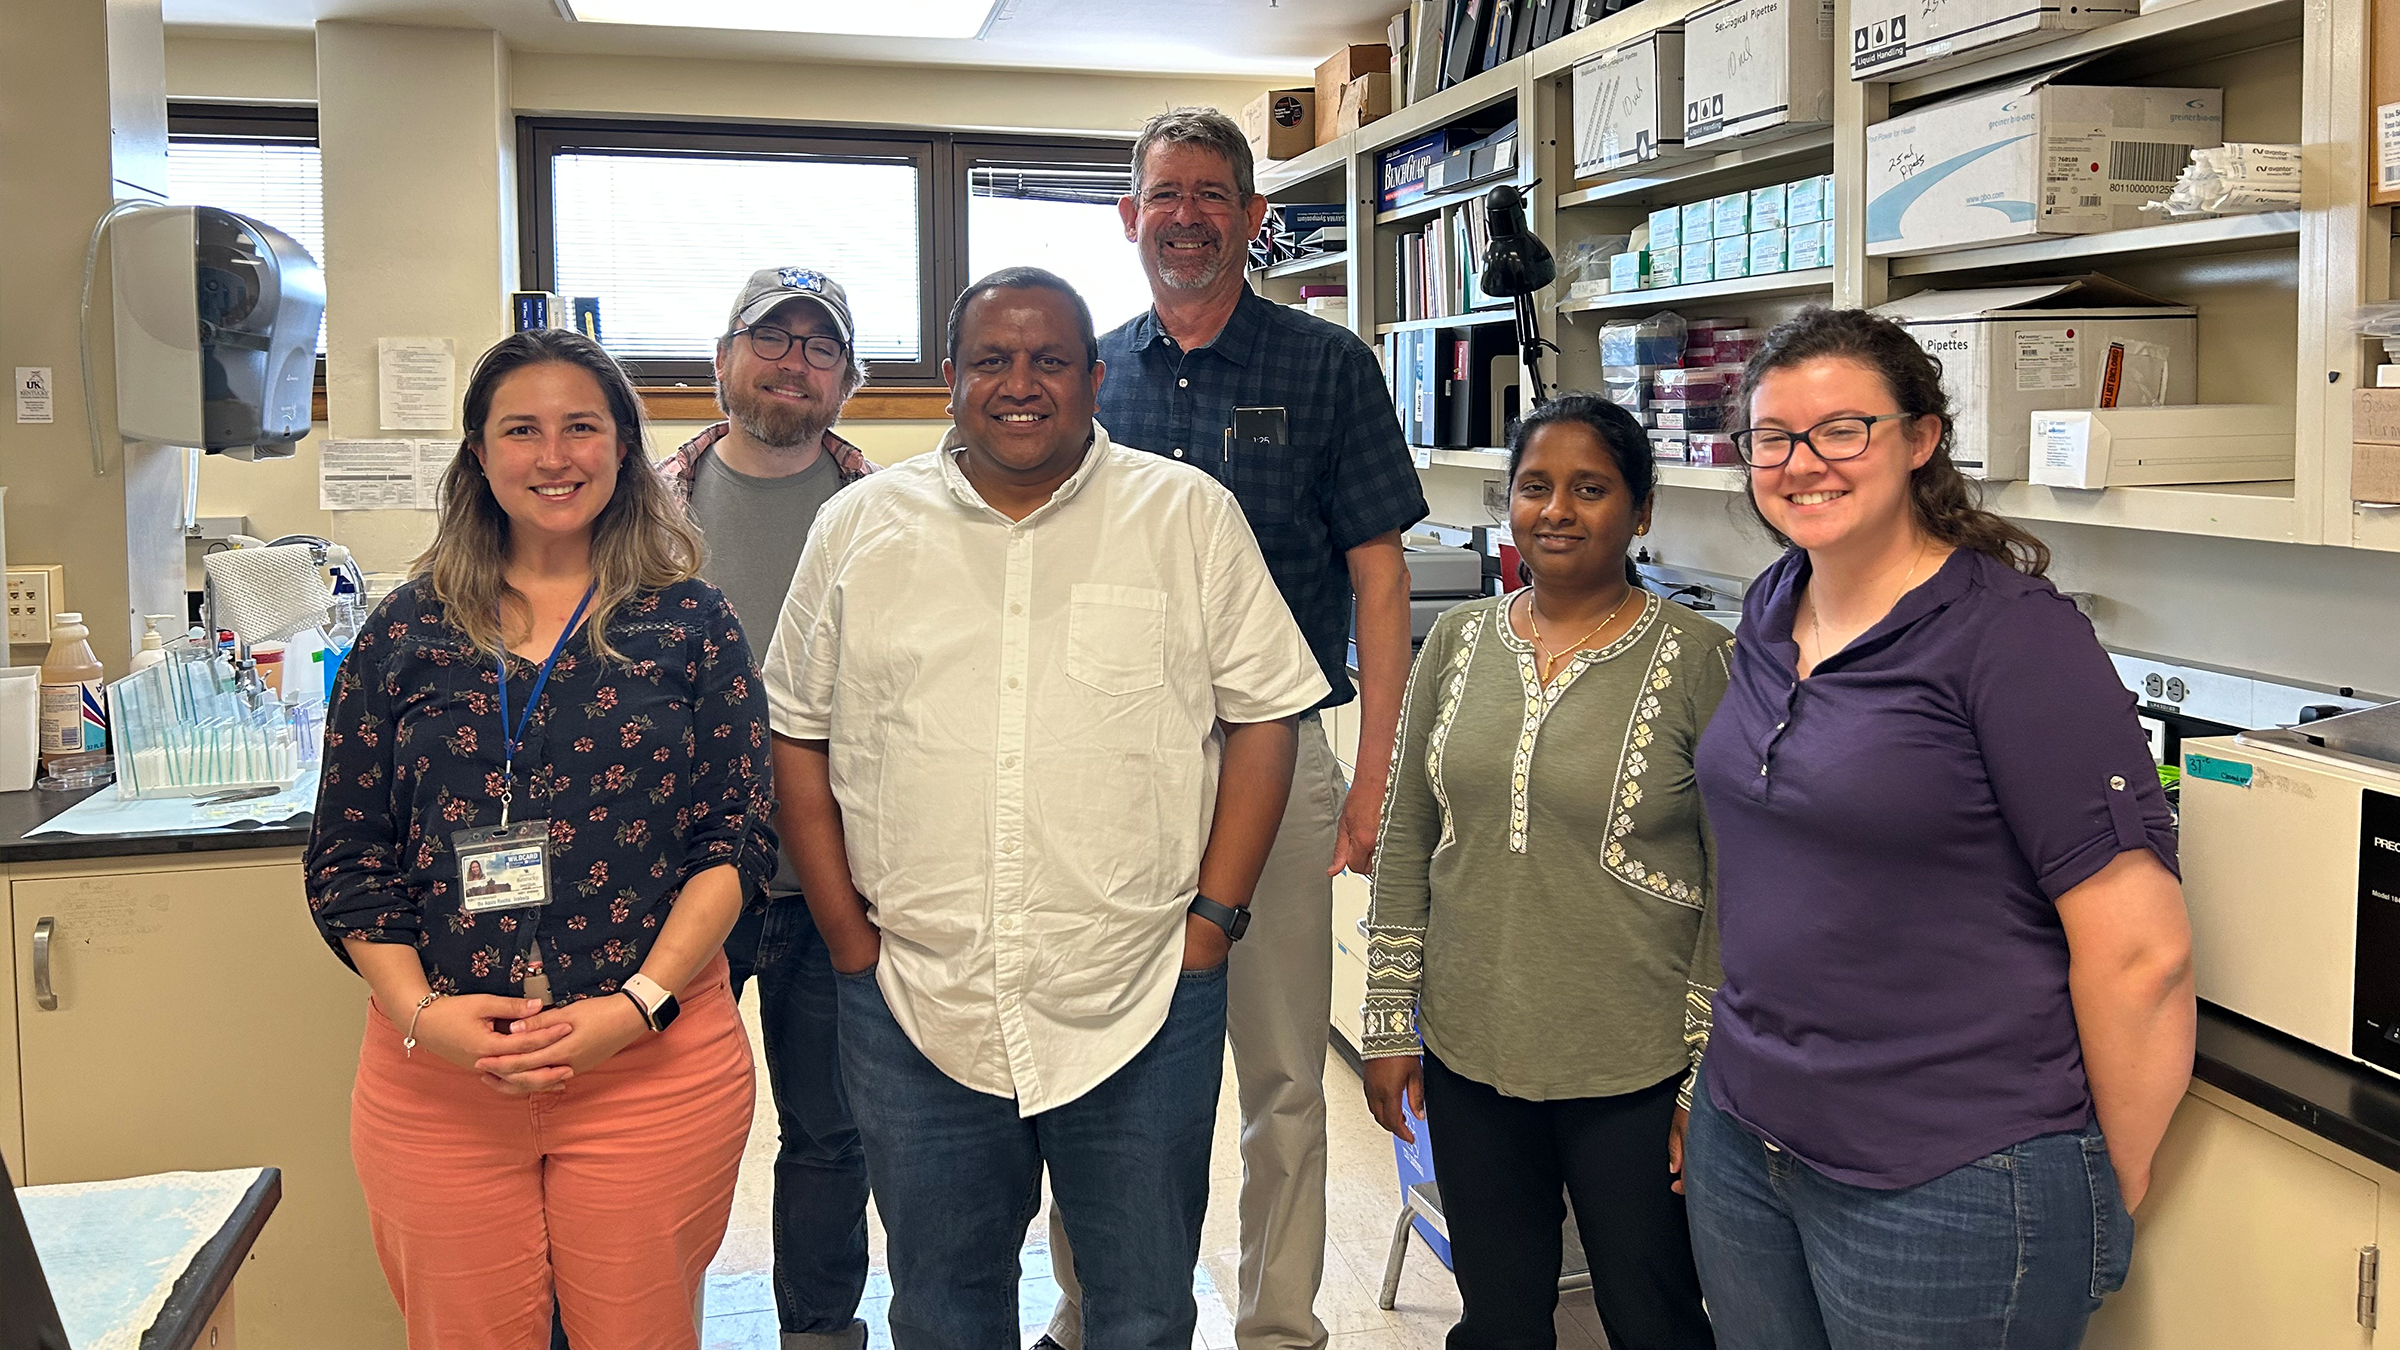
[1360,393,1728,1350]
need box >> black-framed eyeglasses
[1729,413,1914,468]
[731,325,850,371]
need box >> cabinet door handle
[32,916,56,1011]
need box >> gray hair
[1131,106,1256,203]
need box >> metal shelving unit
[1886,213,2302,278]
[1559,268,1835,316]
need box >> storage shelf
[1356,57,1522,158]
[1378,177,1526,227]
[1257,134,1354,196]
[1655,465,1748,493]
[1258,252,1350,280]
[1983,479,2299,544]
[1427,447,1511,470]
[1558,129,1835,209]
[1376,309,1518,335]
[1887,213,2301,276]
[1885,0,2302,102]
[1559,268,1834,316]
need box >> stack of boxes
[1601,315,1765,464]
[1608,173,1833,292]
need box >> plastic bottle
[128,615,172,673]
[37,612,105,766]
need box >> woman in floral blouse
[306,329,777,1350]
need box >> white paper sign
[415,438,455,511]
[321,439,419,510]
[378,337,456,431]
[15,367,53,424]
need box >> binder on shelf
[1445,326,1517,449]
[513,290,566,331]
[570,296,603,343]
[1508,0,1541,59]
[1482,0,1515,74]
[1407,0,1446,102]
[1441,0,1493,89]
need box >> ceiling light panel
[558,0,1003,39]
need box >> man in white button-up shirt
[763,268,1328,1350]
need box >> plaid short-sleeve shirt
[1096,287,1428,709]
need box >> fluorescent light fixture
[557,0,1003,38]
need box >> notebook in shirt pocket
[1066,583,1167,696]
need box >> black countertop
[0,784,310,864]
[2195,1001,2400,1175]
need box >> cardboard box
[1680,248,1715,285]
[1865,81,2221,257]
[1243,88,1317,162]
[1645,246,1680,288]
[2358,442,2400,503]
[1712,192,1750,239]
[1788,219,1831,269]
[2029,404,2294,488]
[1649,206,1682,249]
[2357,386,2400,441]
[1713,235,1750,279]
[1680,200,1715,244]
[1749,184,1788,231]
[1611,249,1653,291]
[1850,0,2134,80]
[1683,0,1836,147]
[1378,130,1471,210]
[1316,44,1392,143]
[1749,228,1788,274]
[2376,0,2400,205]
[1334,73,1394,135]
[1785,173,1830,225]
[1873,275,2199,481]
[1571,31,1686,178]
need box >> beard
[723,381,838,451]
[1152,225,1232,292]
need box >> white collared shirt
[762,424,1327,1115]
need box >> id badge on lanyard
[450,585,594,917]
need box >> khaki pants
[1047,715,1342,1350]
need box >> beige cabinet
[2089,1085,2380,1350]
[9,850,400,1350]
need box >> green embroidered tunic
[1363,591,1732,1104]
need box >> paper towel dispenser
[113,205,323,461]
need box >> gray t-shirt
[686,443,845,897]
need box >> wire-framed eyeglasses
[1729,413,1914,468]
[731,326,850,371]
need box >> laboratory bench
[0,783,399,1350]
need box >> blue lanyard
[494,583,596,827]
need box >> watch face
[1227,907,1252,941]
[653,995,680,1033]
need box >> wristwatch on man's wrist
[1187,894,1251,943]
[620,972,681,1033]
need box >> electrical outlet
[6,566,64,644]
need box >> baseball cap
[727,267,855,346]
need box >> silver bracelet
[402,991,444,1058]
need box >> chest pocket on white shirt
[1066,583,1167,696]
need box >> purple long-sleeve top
[1695,546,2177,1190]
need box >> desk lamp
[1479,182,1558,409]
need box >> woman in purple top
[1683,308,2196,1349]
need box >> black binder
[1441,0,1491,87]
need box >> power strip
[5,566,64,644]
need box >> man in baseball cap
[655,267,877,1350]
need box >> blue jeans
[838,963,1228,1350]
[725,897,869,1348]
[1683,1068,2133,1350]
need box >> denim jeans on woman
[837,961,1227,1350]
[1683,1066,2134,1350]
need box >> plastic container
[253,642,287,698]
[38,612,105,768]
[0,668,37,792]
[1600,313,1689,368]
[1688,433,1743,465]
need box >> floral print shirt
[305,576,779,1003]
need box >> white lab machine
[2181,704,2400,1078]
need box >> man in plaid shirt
[1040,108,1428,1350]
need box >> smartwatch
[620,972,681,1033]
[1187,894,1251,942]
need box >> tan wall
[172,31,1249,576]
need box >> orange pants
[351,954,753,1350]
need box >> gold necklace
[1808,541,1929,665]
[1523,586,1635,683]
